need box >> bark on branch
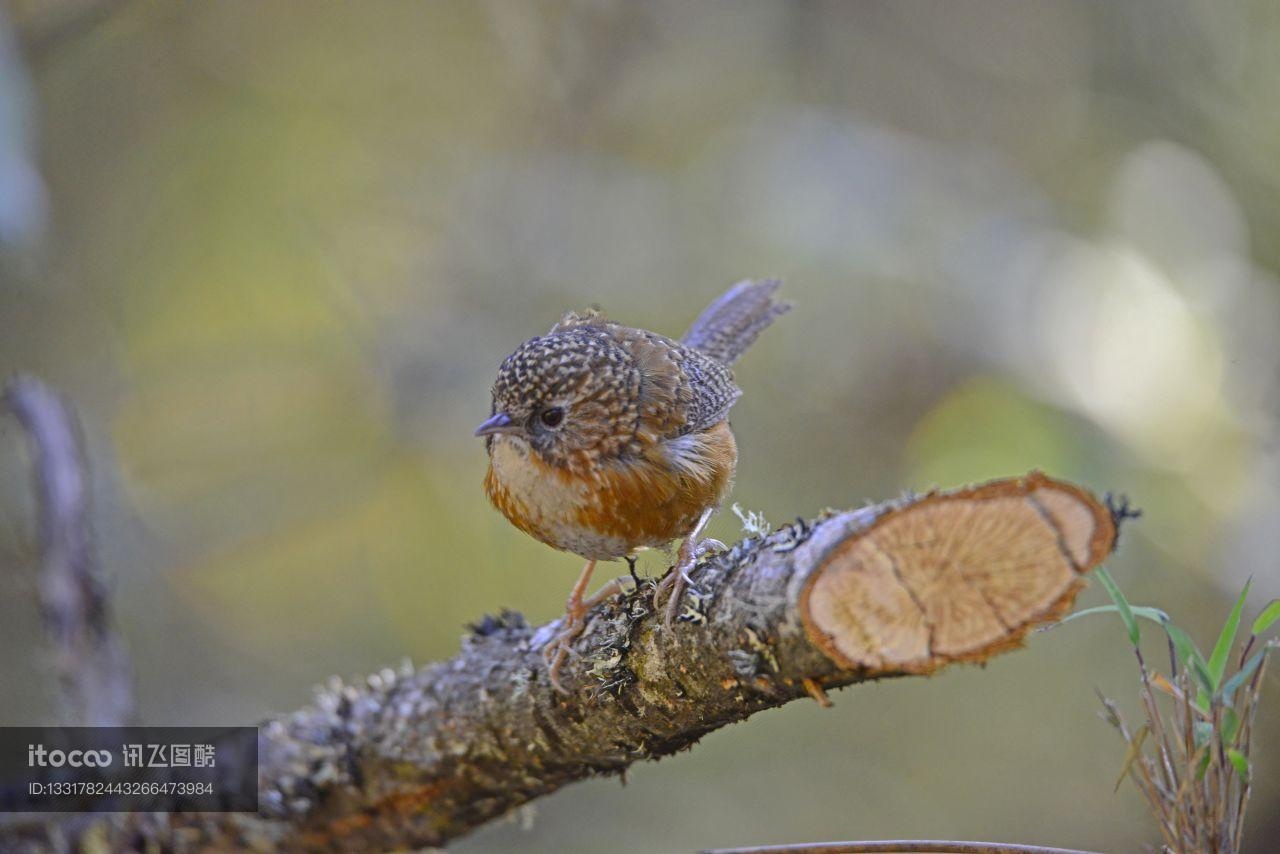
[3,377,1124,852]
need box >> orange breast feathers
[484,421,737,560]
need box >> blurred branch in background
[4,0,132,67]
[0,6,47,249]
[3,375,135,727]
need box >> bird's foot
[693,538,727,559]
[542,575,623,694]
[655,553,703,628]
[654,535,728,626]
[543,610,587,695]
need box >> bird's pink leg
[542,560,596,696]
[656,507,716,627]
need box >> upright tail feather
[681,279,792,365]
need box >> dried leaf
[1149,671,1181,700]
[1114,725,1149,792]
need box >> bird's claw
[654,537,722,620]
[655,557,704,628]
[693,538,727,559]
[543,611,587,694]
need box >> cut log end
[800,472,1118,675]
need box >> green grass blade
[1163,622,1207,672]
[1208,579,1252,690]
[1221,646,1270,705]
[1096,568,1140,646]
[1226,748,1250,782]
[1190,656,1215,706]
[1252,598,1280,636]
[1052,604,1171,629]
[1223,708,1241,746]
[1058,593,1211,706]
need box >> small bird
[476,279,791,692]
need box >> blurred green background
[1,2,1278,851]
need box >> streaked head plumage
[477,319,642,468]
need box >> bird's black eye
[538,407,565,429]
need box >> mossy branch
[3,377,1122,852]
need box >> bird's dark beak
[474,411,519,437]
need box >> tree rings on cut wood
[800,472,1117,674]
